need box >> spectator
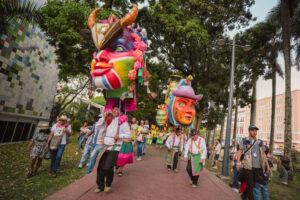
[230,143,239,190]
[136,120,144,160]
[78,123,94,168]
[213,139,221,169]
[26,126,49,178]
[46,115,71,178]
[279,153,294,185]
[142,120,150,155]
[236,125,271,200]
[76,122,89,155]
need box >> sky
[231,0,300,99]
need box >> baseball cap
[248,125,259,131]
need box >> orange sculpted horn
[120,4,138,28]
[88,8,101,29]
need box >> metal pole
[221,35,235,176]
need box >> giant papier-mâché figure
[165,75,182,106]
[168,76,203,127]
[87,5,156,111]
[155,104,168,127]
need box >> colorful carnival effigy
[165,75,182,105]
[168,76,203,127]
[155,104,168,127]
[87,4,156,112]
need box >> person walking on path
[213,139,221,169]
[86,115,105,174]
[136,120,144,160]
[236,125,271,200]
[131,118,138,145]
[184,129,207,188]
[27,126,49,178]
[165,128,183,172]
[76,122,90,155]
[78,124,94,168]
[230,143,239,190]
[279,153,294,185]
[94,105,131,193]
[116,113,133,177]
[142,120,150,155]
[46,115,71,178]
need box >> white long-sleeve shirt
[184,136,207,159]
[95,117,131,151]
[165,134,183,152]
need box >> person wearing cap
[93,105,131,193]
[45,115,71,178]
[86,114,104,174]
[236,125,271,200]
[184,129,207,188]
[165,128,183,172]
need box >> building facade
[222,90,300,151]
[0,15,58,143]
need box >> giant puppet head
[156,104,168,127]
[165,75,182,105]
[88,5,156,111]
[168,76,203,127]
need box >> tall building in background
[0,5,58,143]
[221,90,300,151]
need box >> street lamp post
[217,36,250,176]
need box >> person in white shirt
[165,128,183,172]
[184,129,207,188]
[93,105,131,193]
[213,139,222,169]
[45,115,71,178]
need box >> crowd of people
[26,112,295,199]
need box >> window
[276,133,282,140]
[277,99,282,105]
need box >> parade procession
[1,1,300,200]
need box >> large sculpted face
[90,31,136,90]
[156,110,167,126]
[173,97,196,126]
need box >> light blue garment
[254,183,269,200]
[79,144,93,166]
[86,144,101,174]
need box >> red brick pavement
[46,146,240,200]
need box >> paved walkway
[46,146,240,200]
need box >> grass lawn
[205,157,300,200]
[0,135,87,200]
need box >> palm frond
[266,2,281,27]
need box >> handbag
[49,135,63,150]
[44,150,51,160]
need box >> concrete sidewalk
[46,146,240,200]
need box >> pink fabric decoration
[134,61,141,70]
[128,69,137,80]
[118,114,128,125]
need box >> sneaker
[213,166,218,169]
[27,171,33,178]
[167,168,171,171]
[283,182,288,185]
[86,163,89,167]
[94,188,103,193]
[75,152,79,155]
[118,172,123,177]
[104,186,111,193]
[136,157,142,161]
[192,184,197,188]
[173,169,179,173]
[51,172,57,178]
[189,180,193,185]
[78,164,83,169]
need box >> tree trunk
[281,0,292,157]
[269,52,277,155]
[206,130,211,146]
[250,78,257,125]
[220,119,225,144]
[212,128,216,145]
[233,97,239,140]
[195,110,204,130]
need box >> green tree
[0,0,42,35]
[139,0,255,130]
